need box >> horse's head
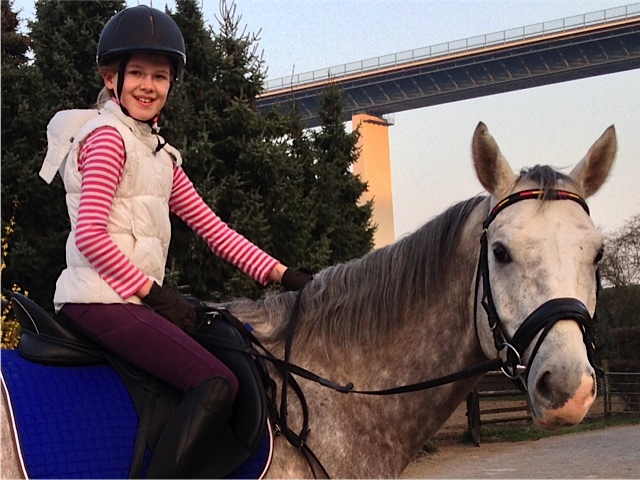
[471,122,616,427]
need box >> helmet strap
[116,55,131,118]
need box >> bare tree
[600,214,640,287]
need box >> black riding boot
[145,376,233,479]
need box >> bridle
[206,188,603,478]
[475,188,602,389]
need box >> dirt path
[401,398,640,478]
[401,424,640,478]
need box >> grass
[473,413,640,443]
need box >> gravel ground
[401,424,640,478]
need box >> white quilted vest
[40,101,183,310]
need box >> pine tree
[1,0,123,309]
[1,0,54,308]
[268,108,332,270]
[311,85,375,263]
[164,0,326,300]
[29,0,123,111]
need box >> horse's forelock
[516,165,579,194]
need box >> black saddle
[11,293,269,479]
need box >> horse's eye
[594,247,604,265]
[493,244,512,264]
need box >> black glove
[281,268,313,291]
[142,282,197,332]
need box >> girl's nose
[140,74,154,90]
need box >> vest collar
[103,99,158,138]
[103,100,167,155]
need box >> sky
[12,0,640,238]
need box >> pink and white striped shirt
[76,126,278,299]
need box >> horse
[1,122,616,479]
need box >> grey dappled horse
[1,122,616,478]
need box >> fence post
[466,390,481,446]
[604,373,610,416]
[602,359,611,417]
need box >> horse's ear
[569,125,617,198]
[472,122,516,196]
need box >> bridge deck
[256,4,640,128]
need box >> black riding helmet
[97,5,186,81]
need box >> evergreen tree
[1,0,37,312]
[269,108,332,270]
[310,85,375,263]
[1,0,40,203]
[1,0,54,308]
[164,0,325,301]
[30,0,123,111]
[1,0,123,309]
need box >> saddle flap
[191,309,268,458]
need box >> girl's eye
[155,74,170,82]
[127,70,143,78]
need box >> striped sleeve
[169,167,279,285]
[75,127,148,298]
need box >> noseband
[476,189,601,388]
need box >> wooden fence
[466,370,640,445]
[466,371,530,446]
[602,372,640,414]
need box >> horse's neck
[247,202,491,477]
[317,213,487,383]
[273,299,486,477]
[277,227,487,476]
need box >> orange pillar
[352,113,395,249]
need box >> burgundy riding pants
[60,303,238,398]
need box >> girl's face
[103,53,172,122]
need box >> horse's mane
[234,195,487,351]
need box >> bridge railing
[264,3,640,93]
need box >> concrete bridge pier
[352,113,395,249]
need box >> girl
[39,5,311,478]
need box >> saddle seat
[9,293,269,479]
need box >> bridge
[255,4,640,247]
[257,4,640,128]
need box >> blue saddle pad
[1,349,272,479]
